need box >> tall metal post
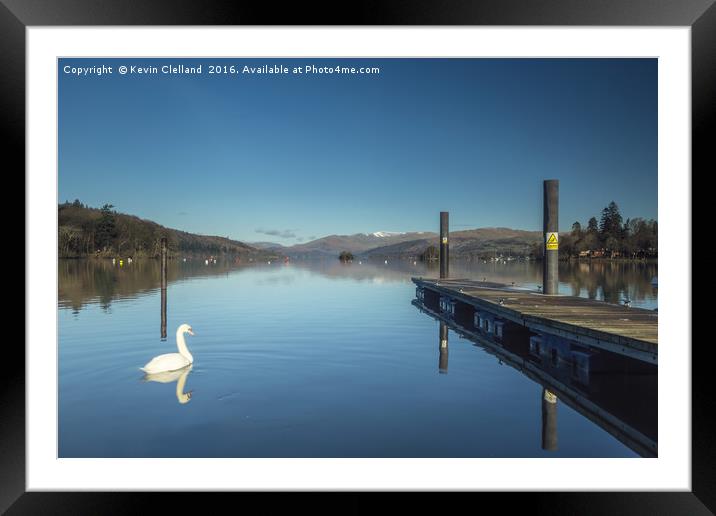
[543,180,559,295]
[439,211,449,279]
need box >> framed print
[7,0,709,513]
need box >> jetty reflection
[143,365,194,405]
[414,299,657,457]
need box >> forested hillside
[58,201,262,259]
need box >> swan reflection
[143,364,194,404]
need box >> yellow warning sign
[545,232,559,250]
[441,237,448,244]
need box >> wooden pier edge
[412,277,658,364]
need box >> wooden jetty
[413,277,658,364]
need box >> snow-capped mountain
[370,231,406,238]
[256,228,539,259]
[263,231,437,257]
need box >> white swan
[141,323,195,373]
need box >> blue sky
[59,58,657,244]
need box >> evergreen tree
[95,204,117,250]
[599,201,623,247]
[586,217,599,234]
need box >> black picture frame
[7,1,707,513]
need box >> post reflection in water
[541,388,558,451]
[160,288,167,340]
[438,322,449,374]
[160,237,168,340]
[143,365,194,405]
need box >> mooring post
[161,237,167,340]
[161,237,168,287]
[541,388,558,451]
[440,211,449,279]
[543,180,559,295]
[439,322,449,374]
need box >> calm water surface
[59,258,657,457]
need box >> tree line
[531,201,657,260]
[58,200,262,258]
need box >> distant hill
[274,232,436,258]
[250,241,286,250]
[58,201,543,261]
[360,227,542,259]
[58,202,269,259]
[262,228,542,260]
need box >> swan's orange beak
[188,329,195,336]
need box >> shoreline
[58,255,658,264]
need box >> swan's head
[178,323,194,336]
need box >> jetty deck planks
[412,277,658,362]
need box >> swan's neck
[176,330,193,362]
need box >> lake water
[58,258,657,457]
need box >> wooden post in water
[439,322,449,374]
[541,388,558,451]
[161,237,167,340]
[440,211,449,279]
[543,180,559,295]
